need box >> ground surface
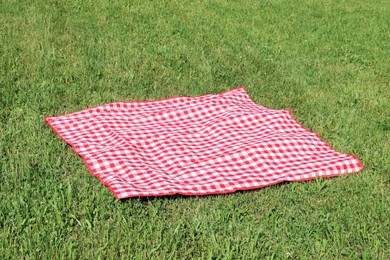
[1,0,389,258]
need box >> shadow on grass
[117,175,342,204]
[118,181,293,204]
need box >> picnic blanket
[46,87,363,199]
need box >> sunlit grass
[1,0,389,258]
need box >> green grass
[1,0,389,258]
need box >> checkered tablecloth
[46,87,363,199]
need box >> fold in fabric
[46,87,363,199]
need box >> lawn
[1,0,389,258]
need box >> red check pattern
[46,87,363,199]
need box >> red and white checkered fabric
[46,87,363,199]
